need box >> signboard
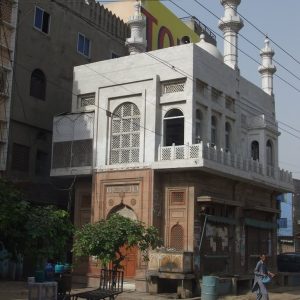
[141,0,200,50]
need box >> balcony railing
[158,142,293,186]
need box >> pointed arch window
[225,122,231,152]
[170,224,184,251]
[164,109,184,146]
[110,102,140,164]
[195,109,203,143]
[266,140,273,166]
[251,141,259,161]
[30,69,46,100]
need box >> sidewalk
[1,280,300,300]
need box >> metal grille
[110,103,140,164]
[170,191,185,205]
[161,79,186,95]
[78,93,95,107]
[175,146,185,159]
[161,147,172,160]
[52,141,72,169]
[52,139,92,168]
[189,145,199,158]
[71,139,93,167]
[0,70,8,95]
[170,224,184,251]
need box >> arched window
[251,141,259,161]
[164,109,184,146]
[225,122,231,151]
[266,140,273,166]
[195,109,203,143]
[170,224,184,251]
[110,102,140,164]
[211,116,217,146]
[30,69,46,100]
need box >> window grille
[0,70,7,95]
[170,224,184,251]
[110,102,140,164]
[52,141,72,169]
[161,79,186,95]
[78,93,95,108]
[170,191,185,205]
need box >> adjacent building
[0,0,128,204]
[51,0,293,291]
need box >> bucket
[201,276,219,300]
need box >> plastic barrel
[201,276,219,300]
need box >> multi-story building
[294,179,300,252]
[50,0,293,293]
[0,0,128,204]
[0,0,18,172]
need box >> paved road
[1,281,300,300]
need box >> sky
[102,0,300,179]
[162,0,300,179]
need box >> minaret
[258,37,277,95]
[125,0,146,55]
[218,0,244,69]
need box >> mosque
[50,0,293,295]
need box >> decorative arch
[170,224,184,251]
[164,108,184,146]
[266,139,274,166]
[30,69,46,100]
[110,102,140,164]
[251,140,259,161]
[107,203,137,221]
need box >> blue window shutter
[78,34,85,54]
[84,38,90,57]
[34,7,43,29]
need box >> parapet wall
[57,0,129,41]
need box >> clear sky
[102,0,300,179]
[162,0,300,179]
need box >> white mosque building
[51,0,292,295]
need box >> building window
[225,96,235,112]
[170,224,184,251]
[161,79,186,95]
[35,150,49,177]
[195,109,203,143]
[77,33,91,58]
[225,122,231,152]
[34,6,50,34]
[211,87,222,102]
[30,69,46,100]
[77,93,95,108]
[11,143,30,172]
[110,102,140,164]
[196,79,207,97]
[278,218,287,229]
[170,191,185,205]
[251,140,259,161]
[266,140,273,166]
[164,109,184,146]
[211,116,217,147]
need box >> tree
[0,178,73,265]
[73,214,162,270]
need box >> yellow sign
[141,0,200,50]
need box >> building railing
[158,142,293,185]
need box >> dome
[197,34,223,61]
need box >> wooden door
[119,246,137,278]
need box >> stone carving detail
[106,184,139,194]
[108,199,114,206]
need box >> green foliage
[0,178,74,263]
[73,214,162,269]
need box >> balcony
[154,142,293,192]
[51,112,94,176]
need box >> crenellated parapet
[56,0,129,41]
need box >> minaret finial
[258,37,276,95]
[218,0,244,69]
[125,0,147,55]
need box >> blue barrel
[201,276,219,300]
